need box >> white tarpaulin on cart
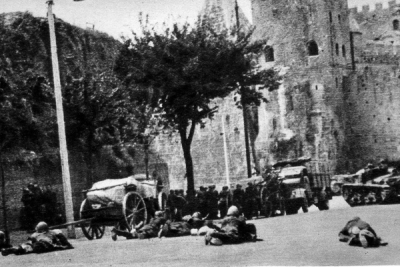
[86,176,156,205]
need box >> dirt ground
[2,203,400,266]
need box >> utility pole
[235,0,252,178]
[47,0,76,238]
[221,109,231,187]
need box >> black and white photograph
[0,0,400,266]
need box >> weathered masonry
[152,0,400,190]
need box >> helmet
[155,211,163,217]
[35,221,49,233]
[192,212,201,219]
[350,226,360,235]
[190,229,198,236]
[182,215,192,222]
[210,237,223,246]
[227,206,239,217]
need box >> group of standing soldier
[166,183,261,221]
[20,183,63,230]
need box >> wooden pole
[47,0,76,238]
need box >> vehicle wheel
[158,192,167,211]
[79,199,105,240]
[123,192,148,231]
[262,200,273,218]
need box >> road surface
[2,203,400,266]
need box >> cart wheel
[262,200,273,218]
[79,199,105,240]
[158,192,167,211]
[123,192,148,231]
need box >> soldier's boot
[111,228,118,241]
[158,224,169,238]
[205,230,213,245]
[377,237,388,246]
[210,237,223,246]
[1,246,23,256]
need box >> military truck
[263,157,332,215]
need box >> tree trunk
[0,153,10,246]
[85,129,94,188]
[178,127,195,200]
[144,143,149,180]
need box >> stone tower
[200,0,250,30]
[251,0,351,69]
[248,0,353,173]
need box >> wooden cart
[78,174,167,240]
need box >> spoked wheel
[158,192,167,211]
[262,200,273,218]
[123,192,148,231]
[80,199,105,240]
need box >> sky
[1,0,398,39]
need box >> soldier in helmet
[166,189,176,221]
[338,216,388,248]
[175,189,187,221]
[204,206,257,246]
[1,222,73,256]
[197,186,208,218]
[243,183,257,220]
[218,186,230,218]
[111,211,167,241]
[232,184,245,213]
[158,212,207,238]
[207,185,219,219]
[0,231,11,250]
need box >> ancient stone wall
[343,64,400,172]
[151,0,355,190]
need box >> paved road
[2,203,400,266]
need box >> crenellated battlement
[349,0,399,15]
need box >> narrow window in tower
[329,12,332,23]
[264,46,275,62]
[342,45,346,57]
[393,19,399,30]
[338,14,341,23]
[307,40,319,56]
[335,43,339,56]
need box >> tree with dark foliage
[114,16,281,199]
